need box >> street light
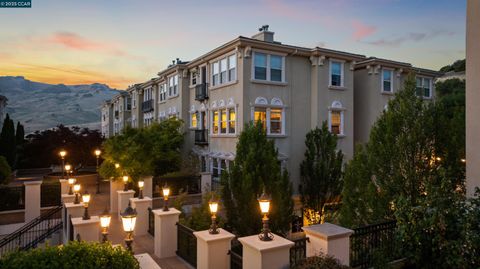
[82,191,91,220]
[123,176,129,192]
[94,149,101,194]
[68,178,76,195]
[59,150,67,179]
[65,164,72,177]
[208,197,219,234]
[121,201,137,253]
[258,190,274,241]
[115,163,120,169]
[73,184,81,204]
[138,180,144,199]
[162,184,170,211]
[100,208,111,243]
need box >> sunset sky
[0,0,466,89]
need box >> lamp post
[115,163,120,169]
[121,201,137,253]
[82,191,91,220]
[208,197,219,234]
[258,190,273,241]
[123,176,129,192]
[68,178,76,195]
[138,180,144,199]
[100,208,111,243]
[95,149,101,194]
[59,150,67,179]
[162,184,170,211]
[65,164,72,177]
[73,184,81,204]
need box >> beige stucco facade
[101,28,440,193]
[466,0,480,198]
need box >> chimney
[252,25,275,43]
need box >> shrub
[0,241,139,269]
[0,156,12,185]
[292,253,352,269]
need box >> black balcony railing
[176,222,197,267]
[195,83,208,101]
[40,183,61,208]
[142,99,154,113]
[194,129,208,145]
[0,185,25,211]
[148,207,154,236]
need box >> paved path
[82,180,192,269]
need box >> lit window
[228,108,236,134]
[212,62,219,86]
[254,52,267,80]
[228,55,236,81]
[270,55,282,82]
[416,77,431,98]
[254,107,267,130]
[330,111,341,135]
[191,112,197,128]
[212,110,219,134]
[382,69,393,92]
[330,61,343,87]
[270,108,282,134]
[220,109,227,134]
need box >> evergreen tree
[15,122,25,145]
[0,114,16,167]
[221,122,293,236]
[299,122,343,224]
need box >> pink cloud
[352,20,377,41]
[48,31,129,57]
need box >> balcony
[194,129,208,145]
[142,99,154,113]
[195,83,208,101]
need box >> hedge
[291,253,352,269]
[0,241,139,269]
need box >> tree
[299,122,343,225]
[0,114,16,167]
[439,59,465,73]
[0,156,12,185]
[15,122,25,146]
[99,118,184,181]
[221,122,293,236]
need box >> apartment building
[101,100,113,138]
[101,26,441,191]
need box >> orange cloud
[352,20,377,41]
[48,31,128,56]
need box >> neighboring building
[102,27,441,191]
[0,95,7,128]
[101,100,113,138]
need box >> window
[270,108,282,134]
[212,62,219,86]
[191,112,197,128]
[220,58,227,84]
[254,52,267,80]
[212,110,219,134]
[132,92,136,108]
[191,72,197,85]
[330,61,343,87]
[416,77,432,98]
[220,109,227,134]
[228,55,236,81]
[125,98,131,111]
[330,111,341,135]
[212,158,219,177]
[228,108,235,134]
[382,69,393,92]
[159,84,167,102]
[270,55,282,82]
[168,75,178,97]
[254,107,267,130]
[200,156,207,172]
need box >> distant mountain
[0,76,120,133]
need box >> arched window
[252,97,285,135]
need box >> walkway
[82,180,192,269]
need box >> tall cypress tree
[15,122,25,145]
[0,114,16,167]
[221,122,293,236]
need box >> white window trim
[251,50,286,83]
[328,102,345,137]
[167,75,179,98]
[190,111,198,129]
[210,105,237,136]
[381,68,394,93]
[329,59,345,88]
[416,76,432,99]
[210,53,237,88]
[250,102,286,136]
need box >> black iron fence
[0,205,63,256]
[290,236,309,267]
[40,183,61,208]
[230,237,243,269]
[152,175,201,197]
[148,207,154,236]
[176,222,197,267]
[0,185,25,211]
[350,220,398,269]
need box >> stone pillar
[63,202,84,244]
[61,194,75,204]
[238,234,294,269]
[110,179,123,214]
[303,222,353,266]
[24,180,42,222]
[467,0,480,197]
[200,172,212,194]
[194,228,235,269]
[59,179,69,195]
[152,208,181,258]
[117,190,135,219]
[142,176,153,198]
[72,216,100,242]
[130,197,152,236]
